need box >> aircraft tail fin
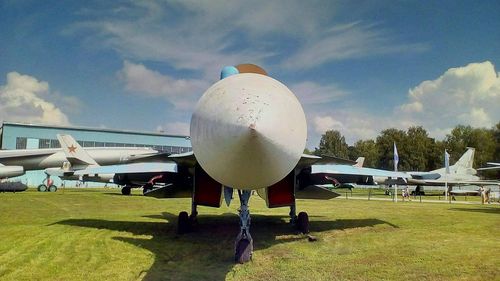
[57,134,98,166]
[453,147,475,169]
[354,157,365,167]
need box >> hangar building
[0,122,192,187]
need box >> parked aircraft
[0,163,28,192]
[0,134,164,192]
[478,162,500,171]
[73,64,409,263]
[375,148,500,195]
[297,157,400,190]
[0,157,27,191]
[408,148,477,182]
[406,148,500,192]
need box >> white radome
[190,73,307,190]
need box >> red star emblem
[68,145,77,153]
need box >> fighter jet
[0,134,165,192]
[73,64,410,263]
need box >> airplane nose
[190,73,307,189]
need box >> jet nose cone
[190,73,307,189]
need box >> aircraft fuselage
[0,148,157,170]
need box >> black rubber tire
[142,183,153,195]
[37,184,47,192]
[234,238,252,264]
[177,211,190,234]
[121,186,131,195]
[48,185,57,192]
[297,211,309,234]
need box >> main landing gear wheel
[177,211,190,234]
[48,185,57,192]
[121,186,131,195]
[142,183,153,195]
[37,184,47,192]
[297,211,309,234]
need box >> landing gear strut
[175,189,309,263]
[235,190,253,263]
[289,203,297,224]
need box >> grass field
[0,188,499,281]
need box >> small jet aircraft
[73,64,409,263]
[0,134,166,192]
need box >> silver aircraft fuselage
[0,148,158,170]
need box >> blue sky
[1,0,499,148]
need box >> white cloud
[282,22,428,70]
[399,101,423,113]
[68,2,271,78]
[119,60,500,148]
[313,116,344,133]
[0,72,71,126]
[465,107,491,127]
[291,81,347,105]
[310,112,381,146]
[118,61,210,110]
[397,61,500,131]
[309,61,500,146]
[67,2,427,76]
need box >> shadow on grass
[56,213,397,281]
[449,207,500,214]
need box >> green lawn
[0,188,498,281]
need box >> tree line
[309,122,500,178]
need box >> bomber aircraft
[0,134,166,192]
[73,64,410,263]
